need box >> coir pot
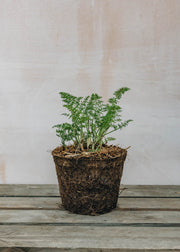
[52,146,127,215]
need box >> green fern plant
[53,87,132,152]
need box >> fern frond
[53,88,132,151]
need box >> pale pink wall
[0,0,180,184]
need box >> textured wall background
[0,0,180,184]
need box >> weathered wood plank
[120,185,180,198]
[0,209,179,224]
[0,185,179,251]
[0,249,25,252]
[0,197,179,210]
[0,184,59,197]
[0,197,60,210]
[116,198,180,210]
[0,184,179,197]
[0,226,179,250]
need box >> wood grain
[0,226,179,250]
[0,197,179,211]
[0,184,179,197]
[0,185,179,251]
[0,209,179,225]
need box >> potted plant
[52,87,132,215]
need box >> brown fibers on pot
[52,145,127,215]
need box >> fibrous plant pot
[52,145,127,215]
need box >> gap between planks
[0,249,180,252]
[0,249,179,252]
[0,223,180,227]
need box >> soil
[52,144,128,160]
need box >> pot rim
[52,145,128,161]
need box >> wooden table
[0,184,180,251]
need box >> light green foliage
[53,87,132,151]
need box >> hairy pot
[52,145,127,215]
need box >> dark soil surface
[52,144,128,160]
